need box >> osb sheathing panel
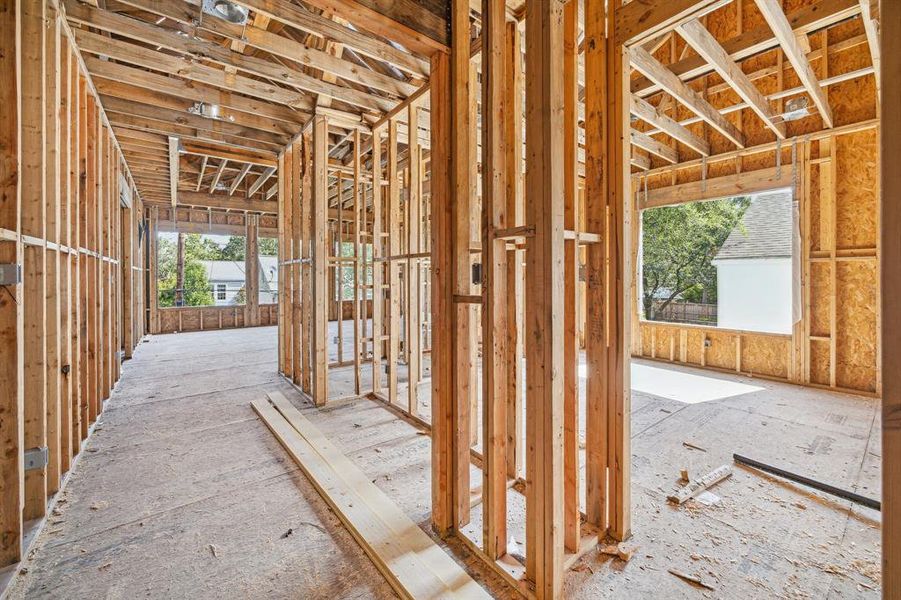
[808,163,823,252]
[835,261,878,392]
[809,339,831,386]
[159,311,178,333]
[655,327,674,359]
[181,311,200,330]
[686,329,705,365]
[741,335,790,379]
[835,131,878,249]
[809,262,831,338]
[704,330,736,370]
[640,323,653,355]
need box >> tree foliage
[641,197,750,320]
[156,233,278,307]
[157,235,214,307]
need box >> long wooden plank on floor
[251,393,490,600]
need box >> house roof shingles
[714,191,793,261]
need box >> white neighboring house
[711,191,793,334]
[201,256,279,306]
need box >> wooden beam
[630,0,861,97]
[562,0,580,556]
[503,19,524,483]
[882,2,900,594]
[298,0,449,55]
[311,115,328,406]
[753,0,834,128]
[0,0,23,566]
[195,156,207,192]
[93,78,297,138]
[209,160,227,193]
[228,163,252,197]
[630,130,678,163]
[859,0,880,93]
[85,58,306,126]
[21,0,47,523]
[168,136,179,207]
[480,0,508,562]
[428,48,453,536]
[525,0,565,595]
[247,167,276,197]
[167,190,277,214]
[220,0,429,77]
[614,0,730,46]
[244,215,260,326]
[638,166,793,210]
[73,30,316,113]
[182,143,277,168]
[630,45,745,148]
[630,95,710,156]
[65,2,391,113]
[676,19,787,139]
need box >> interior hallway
[6,326,881,599]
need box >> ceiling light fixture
[201,0,249,25]
[781,96,810,122]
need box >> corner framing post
[0,0,24,566]
[524,0,565,595]
[481,0,508,561]
[882,0,900,595]
[311,115,329,405]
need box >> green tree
[219,235,278,259]
[157,233,219,307]
[259,237,278,256]
[220,236,245,260]
[641,197,750,321]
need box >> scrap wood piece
[667,465,732,505]
[601,543,638,562]
[251,393,490,600]
[669,568,716,590]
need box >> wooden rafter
[630,130,678,164]
[676,19,787,139]
[210,160,228,193]
[858,0,880,92]
[248,166,277,197]
[196,156,208,192]
[753,0,834,128]
[630,95,710,156]
[630,45,745,148]
[229,163,253,196]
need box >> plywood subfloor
[7,327,880,599]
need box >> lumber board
[252,393,490,600]
[667,465,733,504]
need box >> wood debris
[668,465,732,505]
[601,543,638,562]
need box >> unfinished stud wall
[1,0,144,569]
[630,0,880,395]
